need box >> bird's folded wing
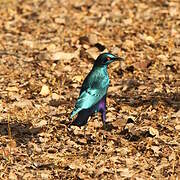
[70,88,106,118]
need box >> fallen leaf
[175,125,180,130]
[86,47,99,59]
[12,99,33,109]
[72,75,83,82]
[46,43,56,52]
[169,151,176,162]
[6,86,19,92]
[36,120,47,127]
[149,127,159,137]
[157,54,168,62]
[88,33,98,45]
[96,167,109,176]
[172,110,180,118]
[51,48,80,61]
[134,60,152,70]
[119,168,133,177]
[23,173,34,179]
[79,138,87,144]
[51,93,60,100]
[151,146,160,155]
[142,34,155,44]
[40,85,50,96]
[122,40,134,50]
[54,17,65,24]
[9,171,18,180]
[40,171,51,179]
[69,162,81,170]
[22,40,35,49]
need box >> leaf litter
[0,0,179,179]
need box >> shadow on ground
[114,92,180,110]
[0,120,42,146]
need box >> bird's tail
[70,107,81,119]
[70,109,91,127]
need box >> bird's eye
[107,57,111,61]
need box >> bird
[70,53,123,128]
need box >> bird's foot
[102,122,113,131]
[102,123,108,130]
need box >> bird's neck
[92,65,108,75]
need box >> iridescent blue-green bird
[70,53,123,127]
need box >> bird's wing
[79,73,92,95]
[70,73,109,118]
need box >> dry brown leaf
[149,127,159,137]
[9,171,18,180]
[51,48,80,61]
[40,171,51,179]
[96,167,109,176]
[86,47,99,59]
[0,0,179,179]
[72,75,83,82]
[122,40,134,50]
[51,93,60,100]
[118,168,133,178]
[142,34,155,44]
[23,173,34,179]
[79,138,87,144]
[36,119,47,127]
[172,110,180,118]
[169,151,176,162]
[134,60,152,70]
[22,40,35,49]
[175,125,180,130]
[46,44,56,52]
[6,86,19,92]
[69,162,81,170]
[157,54,168,62]
[88,34,98,45]
[40,85,50,96]
[12,99,33,109]
[151,146,160,155]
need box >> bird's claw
[102,123,108,130]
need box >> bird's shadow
[0,120,42,146]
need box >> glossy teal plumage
[70,53,122,127]
[70,65,109,118]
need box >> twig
[0,50,20,58]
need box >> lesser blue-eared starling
[70,53,123,127]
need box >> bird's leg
[101,110,108,130]
[96,95,108,130]
[97,96,108,129]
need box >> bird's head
[94,53,123,66]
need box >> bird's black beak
[112,56,124,61]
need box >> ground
[0,0,179,179]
